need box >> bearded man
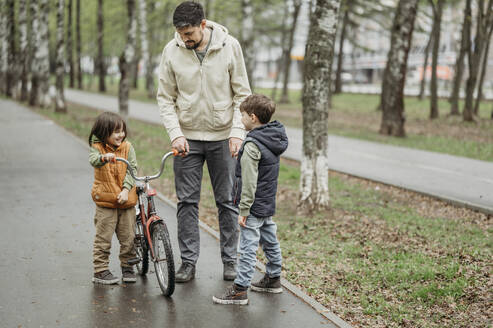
[157,1,251,283]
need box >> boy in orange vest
[88,112,138,284]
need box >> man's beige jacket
[157,20,251,142]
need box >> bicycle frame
[116,150,177,261]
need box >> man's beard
[185,31,204,50]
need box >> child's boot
[251,274,282,293]
[122,266,137,283]
[212,284,249,305]
[92,270,120,285]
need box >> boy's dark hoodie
[232,120,289,218]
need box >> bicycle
[115,150,179,296]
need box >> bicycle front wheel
[151,222,175,296]
[135,218,149,275]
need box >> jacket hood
[247,121,288,156]
[174,20,229,51]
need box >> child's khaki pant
[93,205,136,273]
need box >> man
[157,1,251,283]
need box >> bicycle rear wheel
[151,222,175,296]
[135,217,149,275]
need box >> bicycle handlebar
[115,149,180,182]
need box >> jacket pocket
[176,99,193,128]
[212,100,233,130]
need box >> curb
[156,192,353,328]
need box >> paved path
[0,99,342,327]
[65,89,493,214]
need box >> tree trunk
[299,0,340,213]
[463,0,492,122]
[119,0,137,118]
[6,0,16,97]
[137,0,154,98]
[473,23,493,115]
[280,0,302,103]
[76,0,82,89]
[271,0,289,102]
[97,0,106,92]
[29,0,40,105]
[241,0,255,90]
[19,0,29,101]
[39,0,51,107]
[449,0,470,115]
[379,0,419,136]
[132,55,139,89]
[67,0,74,88]
[334,4,349,94]
[55,0,66,113]
[429,0,443,119]
[30,0,51,107]
[0,1,6,94]
[418,33,432,100]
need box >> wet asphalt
[0,99,336,328]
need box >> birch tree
[379,0,419,137]
[67,0,75,88]
[0,0,8,94]
[18,0,29,101]
[76,0,82,89]
[97,0,106,92]
[30,0,51,107]
[241,0,255,90]
[55,0,66,113]
[137,0,154,98]
[449,0,471,115]
[429,0,443,119]
[6,0,15,97]
[119,0,137,118]
[279,0,302,103]
[29,0,40,105]
[299,0,340,212]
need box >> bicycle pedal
[127,257,140,265]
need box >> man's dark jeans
[173,139,239,265]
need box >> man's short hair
[173,1,205,28]
[240,94,276,124]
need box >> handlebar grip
[172,149,185,156]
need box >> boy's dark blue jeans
[235,215,282,287]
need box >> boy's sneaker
[122,266,137,283]
[212,284,249,305]
[251,275,283,293]
[92,270,120,285]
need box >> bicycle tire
[151,222,175,296]
[135,217,149,275]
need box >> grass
[77,76,493,162]
[31,101,491,328]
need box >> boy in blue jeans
[212,94,288,305]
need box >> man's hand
[117,189,129,204]
[229,137,243,158]
[172,136,189,157]
[238,215,247,227]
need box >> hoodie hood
[247,120,288,156]
[174,20,229,51]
